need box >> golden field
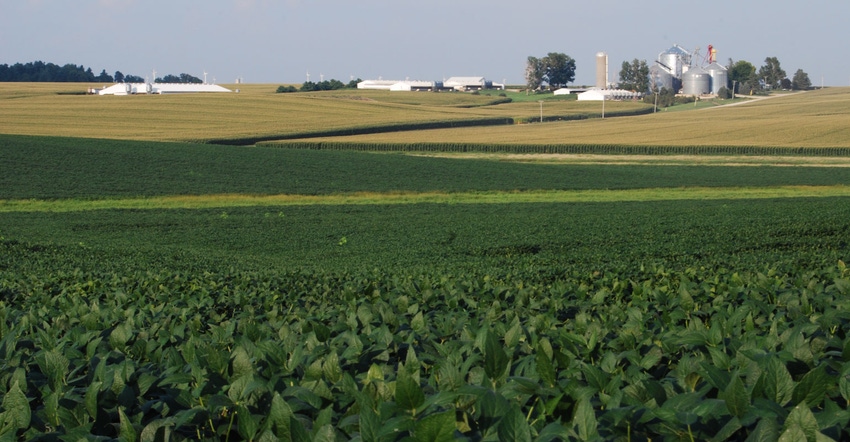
[0,82,644,143]
[2,83,849,151]
[271,88,850,149]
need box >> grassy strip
[264,141,850,156]
[3,185,850,212]
[203,117,514,145]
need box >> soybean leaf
[231,345,254,379]
[140,419,172,442]
[782,405,818,442]
[1,382,30,430]
[756,358,794,407]
[724,376,751,419]
[396,365,425,413]
[536,422,571,442]
[414,409,456,442]
[477,389,510,431]
[312,424,335,442]
[267,393,293,439]
[536,345,556,388]
[747,418,781,442]
[118,407,137,442]
[359,405,380,442]
[573,398,598,441]
[778,426,807,442]
[497,405,532,442]
[484,331,509,384]
[710,416,741,442]
[792,366,828,408]
[237,405,260,441]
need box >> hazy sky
[2,0,848,86]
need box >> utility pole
[538,100,543,122]
[602,93,605,119]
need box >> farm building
[94,83,232,95]
[576,88,642,101]
[553,88,588,95]
[358,76,504,92]
[444,77,504,91]
[357,80,437,91]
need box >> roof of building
[97,83,231,95]
[444,77,486,86]
[576,88,642,101]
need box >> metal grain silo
[682,67,710,95]
[650,64,673,91]
[659,45,689,78]
[705,62,728,94]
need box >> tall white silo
[596,52,608,89]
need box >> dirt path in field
[702,91,806,109]
[408,152,850,167]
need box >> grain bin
[705,62,728,94]
[650,64,674,91]
[659,46,689,78]
[682,67,710,95]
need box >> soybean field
[1,87,850,440]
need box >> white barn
[357,79,436,91]
[444,77,504,91]
[576,88,642,101]
[94,83,232,95]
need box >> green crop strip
[2,185,850,212]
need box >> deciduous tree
[541,52,576,89]
[728,59,758,93]
[618,59,649,93]
[524,56,544,93]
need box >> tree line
[276,78,361,93]
[619,56,812,96]
[522,52,813,98]
[0,61,202,84]
[524,53,576,92]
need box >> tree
[541,52,576,89]
[758,57,786,90]
[346,78,362,89]
[524,56,544,93]
[114,71,125,83]
[728,59,758,93]
[95,69,113,82]
[618,59,650,93]
[791,69,812,90]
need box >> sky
[2,0,848,86]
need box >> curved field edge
[261,88,850,149]
[3,185,850,212]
